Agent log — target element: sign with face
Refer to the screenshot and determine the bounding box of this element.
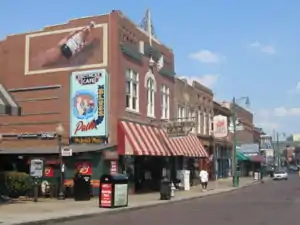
[70,69,108,140]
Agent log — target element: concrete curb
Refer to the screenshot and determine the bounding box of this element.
[13,181,264,225]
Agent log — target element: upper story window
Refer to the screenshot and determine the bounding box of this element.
[126,69,139,112]
[177,105,185,121]
[161,85,170,119]
[145,71,157,118]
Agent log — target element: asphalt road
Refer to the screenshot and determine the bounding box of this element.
[59,175,300,225]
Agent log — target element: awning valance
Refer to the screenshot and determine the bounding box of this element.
[117,121,208,157]
[236,151,250,161]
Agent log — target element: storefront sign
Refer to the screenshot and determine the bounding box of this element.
[1,132,56,140]
[70,69,108,139]
[44,166,54,177]
[76,162,92,175]
[100,184,112,207]
[61,147,72,157]
[70,136,107,144]
[110,161,118,174]
[163,120,196,137]
[213,115,228,138]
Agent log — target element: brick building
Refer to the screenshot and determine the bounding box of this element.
[0,10,208,192]
[174,78,212,177]
[213,101,232,178]
[221,101,254,145]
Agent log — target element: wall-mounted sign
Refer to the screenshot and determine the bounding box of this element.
[44,166,54,177]
[163,120,196,137]
[61,147,72,157]
[70,69,108,141]
[2,132,56,140]
[76,162,92,175]
[70,136,107,144]
[110,161,118,174]
[213,115,228,138]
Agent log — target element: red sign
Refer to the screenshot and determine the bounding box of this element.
[44,166,54,177]
[76,162,92,175]
[110,161,118,174]
[100,184,112,207]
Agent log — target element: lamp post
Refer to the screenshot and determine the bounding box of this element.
[232,96,250,187]
[275,132,285,168]
[56,123,65,200]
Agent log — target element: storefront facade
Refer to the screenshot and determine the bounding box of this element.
[117,120,208,193]
[212,101,232,179]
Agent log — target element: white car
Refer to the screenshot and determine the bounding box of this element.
[273,170,288,180]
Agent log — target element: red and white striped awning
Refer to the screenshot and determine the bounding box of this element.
[168,134,209,157]
[118,121,172,156]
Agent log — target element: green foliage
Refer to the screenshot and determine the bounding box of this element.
[0,171,33,198]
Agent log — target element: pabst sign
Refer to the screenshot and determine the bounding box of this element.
[70,69,108,138]
[213,115,228,138]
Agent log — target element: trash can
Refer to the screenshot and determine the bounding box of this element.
[73,174,91,201]
[160,178,171,200]
[99,174,128,208]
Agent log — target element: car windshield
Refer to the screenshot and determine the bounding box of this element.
[274,170,286,174]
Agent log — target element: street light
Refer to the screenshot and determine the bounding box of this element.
[56,123,65,200]
[275,132,286,168]
[232,96,250,188]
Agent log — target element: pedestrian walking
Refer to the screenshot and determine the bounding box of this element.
[199,169,209,191]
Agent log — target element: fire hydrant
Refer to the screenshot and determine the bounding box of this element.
[171,182,176,197]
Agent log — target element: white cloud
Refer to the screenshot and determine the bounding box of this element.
[188,50,224,64]
[249,41,276,54]
[180,74,219,88]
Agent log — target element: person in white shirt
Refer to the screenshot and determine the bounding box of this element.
[199,169,209,190]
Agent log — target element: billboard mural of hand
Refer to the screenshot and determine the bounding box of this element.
[31,21,96,68]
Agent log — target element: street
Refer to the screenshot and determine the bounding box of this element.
[58,175,300,225]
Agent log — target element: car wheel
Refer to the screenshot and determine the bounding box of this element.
[285,178,288,180]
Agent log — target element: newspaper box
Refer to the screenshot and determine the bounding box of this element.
[99,174,128,208]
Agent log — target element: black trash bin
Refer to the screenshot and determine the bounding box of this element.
[73,174,91,201]
[99,174,128,208]
[160,178,171,200]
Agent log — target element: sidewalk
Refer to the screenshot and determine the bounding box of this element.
[0,177,262,225]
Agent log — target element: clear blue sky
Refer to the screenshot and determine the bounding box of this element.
[1,0,300,135]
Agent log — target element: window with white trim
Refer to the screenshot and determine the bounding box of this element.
[161,85,170,119]
[197,111,202,134]
[203,111,207,135]
[178,105,185,121]
[126,69,139,112]
[147,78,155,117]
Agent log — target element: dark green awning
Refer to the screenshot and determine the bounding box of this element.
[236,152,250,161]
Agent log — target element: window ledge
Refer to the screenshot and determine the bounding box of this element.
[126,108,140,115]
[147,115,156,119]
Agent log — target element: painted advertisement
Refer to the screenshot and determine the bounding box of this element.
[70,69,108,139]
[213,115,228,138]
[25,23,108,75]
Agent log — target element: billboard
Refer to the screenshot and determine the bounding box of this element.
[25,23,108,75]
[70,69,108,142]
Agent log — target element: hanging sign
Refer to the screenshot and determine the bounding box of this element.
[213,115,228,138]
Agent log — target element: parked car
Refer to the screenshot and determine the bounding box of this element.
[273,170,288,180]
